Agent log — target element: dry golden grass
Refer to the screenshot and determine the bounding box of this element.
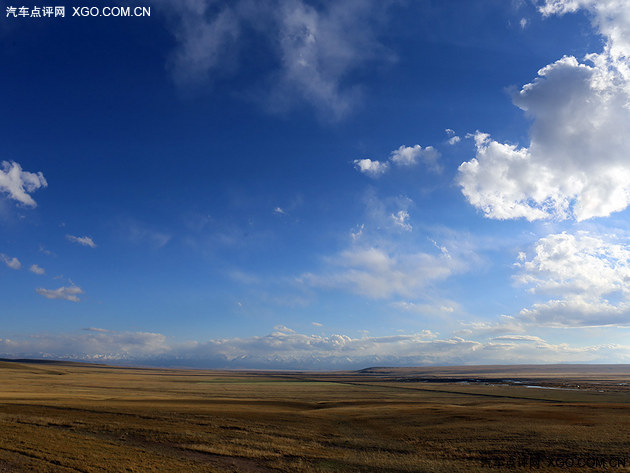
[1,361,630,472]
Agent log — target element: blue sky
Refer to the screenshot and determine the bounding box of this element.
[2,0,630,368]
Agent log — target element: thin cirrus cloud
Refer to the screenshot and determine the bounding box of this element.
[66,234,97,248]
[0,160,47,207]
[458,0,630,222]
[156,0,392,119]
[354,144,442,178]
[36,285,83,302]
[514,231,630,327]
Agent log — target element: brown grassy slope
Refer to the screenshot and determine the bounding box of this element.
[1,362,630,472]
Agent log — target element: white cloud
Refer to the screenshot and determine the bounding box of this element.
[1,328,628,368]
[391,210,412,231]
[274,207,286,215]
[389,145,420,166]
[539,1,630,77]
[353,158,389,177]
[29,264,45,275]
[458,3,630,221]
[354,144,442,177]
[515,231,630,327]
[390,145,442,173]
[445,129,462,145]
[0,161,47,207]
[447,136,460,145]
[520,17,528,29]
[36,285,83,302]
[519,299,630,328]
[358,142,443,177]
[301,245,466,299]
[0,254,21,270]
[66,234,97,248]
[458,132,551,221]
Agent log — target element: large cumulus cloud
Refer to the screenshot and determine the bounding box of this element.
[458,1,630,222]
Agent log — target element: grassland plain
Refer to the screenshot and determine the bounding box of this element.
[1,361,630,472]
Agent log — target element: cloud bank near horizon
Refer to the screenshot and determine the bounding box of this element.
[2,327,629,369]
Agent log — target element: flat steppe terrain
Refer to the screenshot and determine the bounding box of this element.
[1,361,630,472]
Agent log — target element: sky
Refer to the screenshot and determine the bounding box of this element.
[2,0,630,369]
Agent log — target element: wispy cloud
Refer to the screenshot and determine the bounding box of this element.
[29,264,45,275]
[165,2,240,86]
[157,0,393,119]
[0,161,47,207]
[36,285,83,302]
[361,191,415,233]
[39,245,54,257]
[391,210,412,231]
[0,253,21,270]
[123,220,171,249]
[301,245,466,299]
[66,234,97,248]
[350,223,364,241]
